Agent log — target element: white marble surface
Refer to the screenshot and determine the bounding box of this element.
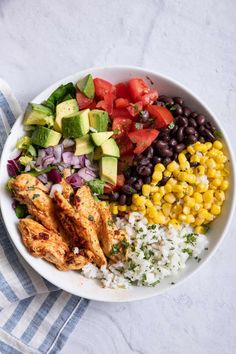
[1,0,236,353]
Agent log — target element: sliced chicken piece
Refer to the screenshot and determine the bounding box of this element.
[54,191,106,267]
[73,185,101,234]
[97,204,128,261]
[60,178,74,201]
[19,218,93,271]
[11,174,65,236]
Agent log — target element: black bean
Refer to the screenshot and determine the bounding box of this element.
[98,194,110,201]
[198,125,206,135]
[185,134,198,144]
[173,104,183,116]
[190,112,198,118]
[190,162,199,167]
[169,138,178,147]
[199,136,205,143]
[188,118,197,128]
[204,129,216,142]
[162,157,172,166]
[134,179,143,191]
[183,107,191,117]
[152,156,162,164]
[124,168,132,178]
[170,125,178,136]
[139,158,150,166]
[173,153,178,161]
[158,176,170,186]
[155,101,165,107]
[118,194,127,205]
[196,114,206,126]
[137,166,152,176]
[159,95,174,105]
[145,146,154,158]
[144,176,152,184]
[177,127,185,142]
[126,176,137,185]
[122,185,137,195]
[138,110,150,122]
[185,126,196,135]
[173,97,184,106]
[126,195,132,206]
[205,122,216,132]
[177,116,188,127]
[175,143,185,153]
[110,192,120,201]
[161,127,171,134]
[154,140,168,150]
[159,148,173,157]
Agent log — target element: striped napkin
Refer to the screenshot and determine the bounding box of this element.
[0,79,88,354]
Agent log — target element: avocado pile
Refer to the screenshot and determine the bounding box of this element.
[23,75,120,185]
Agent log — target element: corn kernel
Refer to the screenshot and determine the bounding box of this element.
[211,178,222,187]
[184,196,195,208]
[178,214,187,222]
[215,163,224,170]
[194,203,201,212]
[167,178,177,186]
[159,186,165,197]
[173,185,183,194]
[206,158,217,169]
[211,204,221,215]
[200,156,208,165]
[153,212,166,224]
[145,199,153,208]
[205,142,212,150]
[135,196,146,207]
[164,170,172,177]
[150,186,159,193]
[130,204,138,211]
[180,161,190,171]
[207,168,217,178]
[152,171,163,183]
[186,174,196,184]
[215,190,225,202]
[178,153,187,164]
[164,193,176,204]
[222,168,230,177]
[215,155,227,163]
[168,219,180,228]
[152,192,161,205]
[204,203,212,210]
[221,180,229,191]
[187,145,195,155]
[176,192,185,199]
[142,184,151,196]
[194,226,205,234]
[118,205,127,212]
[162,203,172,217]
[196,166,205,175]
[112,205,118,215]
[167,160,179,172]
[203,190,214,203]
[100,201,107,207]
[190,154,201,163]
[164,184,172,193]
[148,206,158,218]
[186,186,194,196]
[132,194,139,202]
[199,208,209,219]
[183,206,190,215]
[186,215,195,223]
[196,183,208,193]
[194,216,204,226]
[213,140,223,150]
[172,204,182,215]
[155,163,165,172]
[178,172,187,181]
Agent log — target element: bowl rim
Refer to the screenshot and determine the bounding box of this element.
[0,65,235,302]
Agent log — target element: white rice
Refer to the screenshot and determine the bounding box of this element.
[81,212,208,289]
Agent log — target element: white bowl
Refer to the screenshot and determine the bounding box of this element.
[0,66,235,302]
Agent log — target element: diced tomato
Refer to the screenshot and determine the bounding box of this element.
[104,174,125,193]
[76,91,93,109]
[141,89,158,106]
[96,100,106,110]
[128,129,159,154]
[128,78,150,102]
[104,93,115,115]
[87,100,97,110]
[147,105,174,129]
[115,82,130,99]
[126,101,143,117]
[94,78,116,99]
[118,154,134,173]
[115,98,130,108]
[111,108,133,120]
[116,135,134,156]
[112,118,132,138]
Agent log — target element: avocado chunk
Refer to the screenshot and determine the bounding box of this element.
[100,138,120,158]
[54,99,79,132]
[77,74,95,99]
[99,157,117,185]
[31,126,62,148]
[75,134,94,156]
[24,103,54,127]
[91,131,113,146]
[62,109,90,138]
[89,110,109,132]
[93,147,103,160]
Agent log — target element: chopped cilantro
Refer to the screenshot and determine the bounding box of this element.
[113,128,120,135]
[28,186,35,191]
[109,244,119,256]
[128,260,137,271]
[28,166,54,177]
[107,219,113,227]
[150,280,160,287]
[134,122,143,130]
[214,130,223,139]
[15,204,27,218]
[169,105,176,111]
[203,224,210,234]
[116,267,125,274]
[32,193,40,200]
[183,248,193,256]
[121,239,129,249]
[184,233,196,245]
[142,273,147,283]
[168,121,176,129]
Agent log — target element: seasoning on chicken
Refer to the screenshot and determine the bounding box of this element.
[60,178,74,201]
[54,191,106,267]
[19,218,93,271]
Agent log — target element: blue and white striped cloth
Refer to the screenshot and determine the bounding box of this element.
[0,79,89,354]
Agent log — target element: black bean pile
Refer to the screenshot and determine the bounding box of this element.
[99,95,218,205]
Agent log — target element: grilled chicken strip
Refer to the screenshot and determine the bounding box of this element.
[19,218,93,271]
[97,204,128,261]
[73,185,101,233]
[10,174,64,235]
[54,191,106,267]
[60,178,74,201]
